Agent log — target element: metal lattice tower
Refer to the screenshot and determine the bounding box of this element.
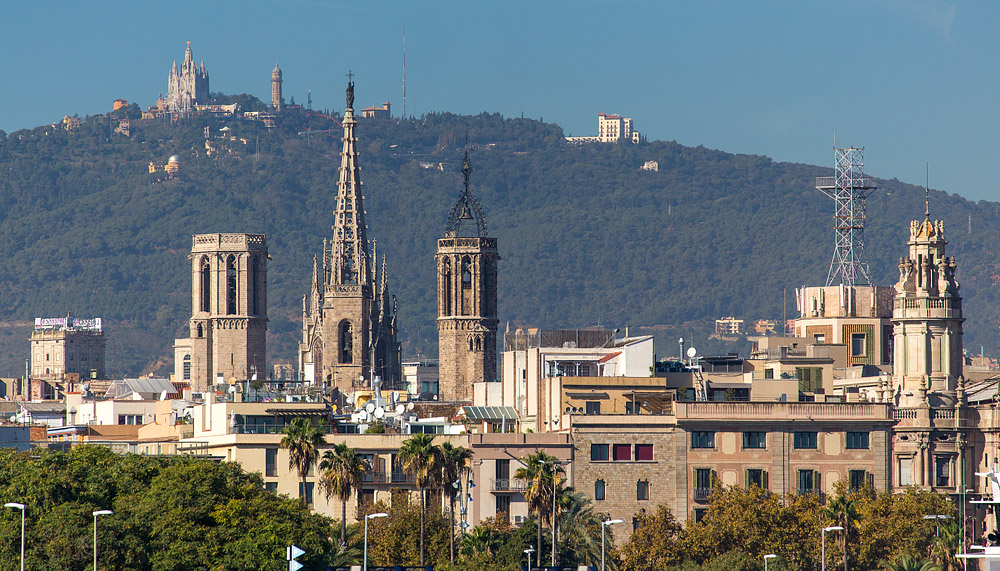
[815,147,877,286]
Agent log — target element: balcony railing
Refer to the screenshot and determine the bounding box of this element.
[491,478,530,492]
[230,425,338,435]
[797,488,825,501]
[693,487,713,501]
[361,471,414,484]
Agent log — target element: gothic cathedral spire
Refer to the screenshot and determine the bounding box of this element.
[299,77,400,394]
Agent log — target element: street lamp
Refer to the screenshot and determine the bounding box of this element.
[923,514,954,537]
[4,503,25,571]
[764,553,777,571]
[92,509,113,571]
[524,547,535,570]
[822,526,843,571]
[601,519,623,571]
[364,512,388,571]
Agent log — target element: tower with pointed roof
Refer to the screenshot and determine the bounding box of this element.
[166,41,210,113]
[435,151,499,401]
[271,63,283,112]
[892,189,964,407]
[299,78,400,393]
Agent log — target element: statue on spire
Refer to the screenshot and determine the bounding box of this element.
[346,71,355,109]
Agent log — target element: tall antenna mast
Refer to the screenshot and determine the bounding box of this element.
[402,22,407,120]
[815,144,877,286]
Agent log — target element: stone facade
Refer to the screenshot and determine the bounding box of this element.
[30,316,105,397]
[166,42,210,113]
[436,152,498,402]
[173,233,268,391]
[299,80,401,393]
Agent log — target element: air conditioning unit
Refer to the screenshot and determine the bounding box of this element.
[513,515,525,525]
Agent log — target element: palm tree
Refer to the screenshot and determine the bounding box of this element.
[398,433,441,566]
[931,520,961,571]
[438,441,473,564]
[280,417,325,507]
[515,451,564,562]
[880,553,943,571]
[319,441,369,547]
[824,493,859,571]
[557,488,608,569]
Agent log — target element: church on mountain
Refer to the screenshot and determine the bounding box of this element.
[298,79,401,393]
[166,41,210,113]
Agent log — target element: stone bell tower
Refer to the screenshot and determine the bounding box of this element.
[174,233,268,391]
[436,151,499,401]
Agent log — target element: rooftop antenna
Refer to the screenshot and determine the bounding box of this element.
[815,136,877,286]
[307,90,312,111]
[402,22,407,120]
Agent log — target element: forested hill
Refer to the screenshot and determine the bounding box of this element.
[1,99,999,377]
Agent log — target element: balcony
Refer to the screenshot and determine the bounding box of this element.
[693,487,713,501]
[361,471,414,485]
[893,297,962,319]
[676,401,891,421]
[491,478,530,492]
[797,488,825,501]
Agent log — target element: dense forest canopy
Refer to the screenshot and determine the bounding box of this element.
[0,96,998,377]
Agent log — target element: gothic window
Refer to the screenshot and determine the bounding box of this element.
[197,323,204,338]
[461,256,472,288]
[200,257,211,312]
[250,256,259,315]
[443,259,452,316]
[226,255,237,315]
[183,355,191,381]
[340,321,353,364]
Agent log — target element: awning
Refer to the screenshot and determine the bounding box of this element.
[460,406,519,421]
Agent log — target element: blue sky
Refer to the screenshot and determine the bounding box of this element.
[2,0,997,201]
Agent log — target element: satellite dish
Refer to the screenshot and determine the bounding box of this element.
[345,394,354,405]
[359,410,370,422]
[374,406,385,419]
[687,347,697,358]
[395,404,405,414]
[160,389,169,401]
[365,402,376,413]
[406,402,415,411]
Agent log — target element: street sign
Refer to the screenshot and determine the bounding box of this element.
[287,545,304,571]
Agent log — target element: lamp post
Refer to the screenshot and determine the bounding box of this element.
[364,512,388,571]
[92,509,113,571]
[524,547,535,570]
[822,526,843,571]
[538,459,566,568]
[960,488,973,571]
[4,503,25,571]
[923,514,954,537]
[601,518,623,571]
[764,554,777,571]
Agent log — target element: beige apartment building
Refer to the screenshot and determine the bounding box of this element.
[569,401,893,541]
[30,315,105,399]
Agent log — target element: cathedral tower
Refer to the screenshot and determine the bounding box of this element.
[436,152,499,401]
[299,78,401,393]
[271,63,283,112]
[892,193,963,407]
[174,233,268,391]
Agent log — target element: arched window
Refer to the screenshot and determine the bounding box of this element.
[461,256,472,288]
[250,256,259,315]
[200,257,211,312]
[340,321,353,364]
[183,355,191,381]
[226,255,237,315]
[442,258,452,316]
[197,323,204,338]
[595,479,606,501]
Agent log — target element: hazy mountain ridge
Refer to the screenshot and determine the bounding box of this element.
[0,102,997,377]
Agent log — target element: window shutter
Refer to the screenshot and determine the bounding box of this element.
[815,470,821,492]
[763,470,769,489]
[866,471,874,488]
[711,470,718,487]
